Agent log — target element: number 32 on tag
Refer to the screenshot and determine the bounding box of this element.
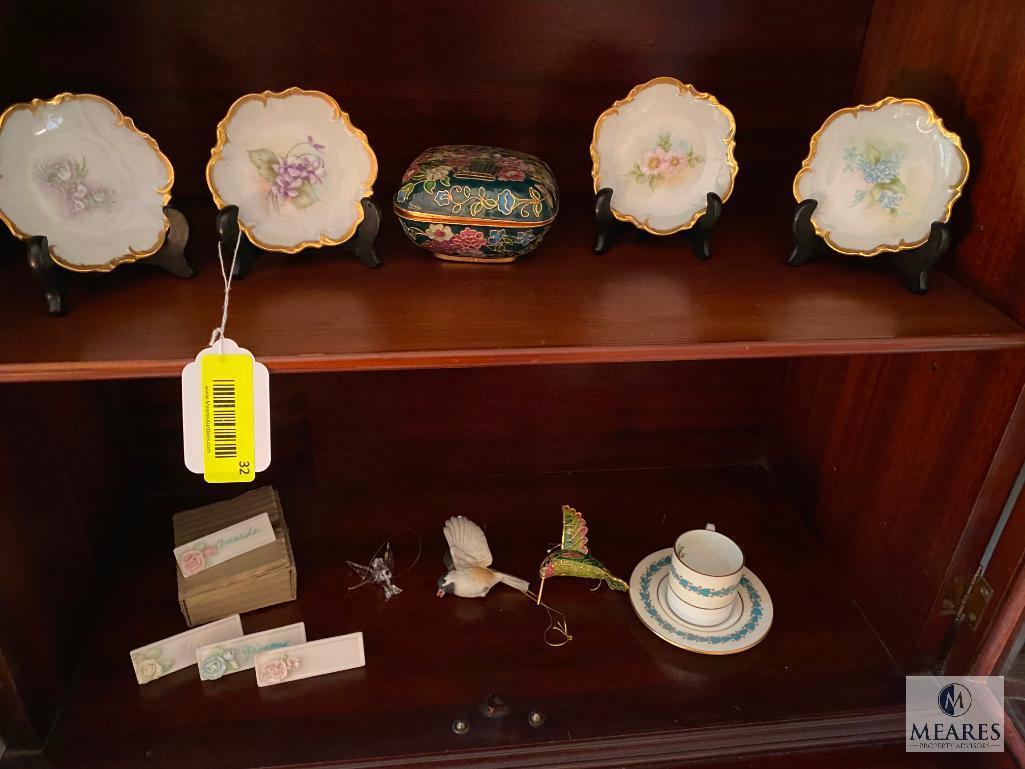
[182,339,271,483]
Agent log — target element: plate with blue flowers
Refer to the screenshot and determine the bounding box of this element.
[629,548,772,654]
[793,97,968,256]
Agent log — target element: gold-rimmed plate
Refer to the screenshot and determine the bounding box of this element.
[207,88,377,254]
[793,97,969,256]
[590,77,738,235]
[0,93,173,272]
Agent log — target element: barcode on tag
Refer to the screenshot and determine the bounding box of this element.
[201,354,255,483]
[211,379,237,458]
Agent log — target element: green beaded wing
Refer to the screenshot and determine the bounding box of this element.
[560,505,589,554]
[537,505,628,592]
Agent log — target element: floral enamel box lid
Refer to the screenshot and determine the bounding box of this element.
[394,145,558,263]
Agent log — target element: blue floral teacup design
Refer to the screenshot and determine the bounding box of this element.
[668,524,744,623]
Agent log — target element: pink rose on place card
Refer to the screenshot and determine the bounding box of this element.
[180,550,206,576]
[202,544,218,557]
[261,658,290,684]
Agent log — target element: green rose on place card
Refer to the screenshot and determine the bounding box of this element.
[129,615,243,685]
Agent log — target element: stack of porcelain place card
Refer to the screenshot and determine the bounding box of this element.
[173,486,297,626]
[131,617,365,686]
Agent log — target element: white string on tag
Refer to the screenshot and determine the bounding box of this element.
[209,228,243,353]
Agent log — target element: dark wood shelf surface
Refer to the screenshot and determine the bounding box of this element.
[0,199,1021,383]
[46,466,904,768]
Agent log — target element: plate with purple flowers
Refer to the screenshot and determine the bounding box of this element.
[207,88,377,254]
[591,77,738,235]
[793,98,969,256]
[0,93,174,272]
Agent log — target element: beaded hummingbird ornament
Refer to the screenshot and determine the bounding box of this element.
[536,505,628,604]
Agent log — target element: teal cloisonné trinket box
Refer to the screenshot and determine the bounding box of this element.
[394,145,558,263]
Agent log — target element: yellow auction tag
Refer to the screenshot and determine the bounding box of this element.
[200,353,255,483]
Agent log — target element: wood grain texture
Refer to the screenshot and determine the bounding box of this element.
[853,0,1025,692]
[1,0,1016,380]
[945,377,1025,675]
[7,736,1015,769]
[0,0,870,208]
[0,646,36,750]
[0,1,1023,766]
[783,0,1025,672]
[0,205,1020,382]
[855,0,1025,325]
[46,467,903,768]
[0,383,131,746]
[117,360,786,495]
[931,376,1025,676]
[775,349,1025,671]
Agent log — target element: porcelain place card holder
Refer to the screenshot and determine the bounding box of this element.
[255,631,365,687]
[668,524,744,626]
[130,615,243,684]
[174,512,276,578]
[195,621,307,681]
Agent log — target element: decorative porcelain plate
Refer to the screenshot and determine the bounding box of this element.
[629,548,772,654]
[591,77,737,235]
[207,88,377,253]
[0,93,173,272]
[793,97,969,256]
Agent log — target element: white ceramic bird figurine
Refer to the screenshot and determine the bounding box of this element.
[436,516,530,598]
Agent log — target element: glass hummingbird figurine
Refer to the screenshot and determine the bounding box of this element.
[347,542,403,600]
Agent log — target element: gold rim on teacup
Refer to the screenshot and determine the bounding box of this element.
[670,524,744,610]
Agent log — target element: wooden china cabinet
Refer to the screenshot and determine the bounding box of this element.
[2,1,1025,767]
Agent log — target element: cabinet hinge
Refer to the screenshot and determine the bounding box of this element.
[941,568,993,630]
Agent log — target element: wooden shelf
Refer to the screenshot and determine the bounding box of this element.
[0,198,1021,383]
[45,466,904,768]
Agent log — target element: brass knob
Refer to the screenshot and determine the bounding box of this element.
[528,710,546,728]
[452,718,470,735]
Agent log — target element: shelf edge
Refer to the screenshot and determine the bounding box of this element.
[0,333,1023,383]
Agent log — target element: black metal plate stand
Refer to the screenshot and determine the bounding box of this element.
[788,199,950,295]
[216,198,382,279]
[26,205,192,316]
[593,188,722,260]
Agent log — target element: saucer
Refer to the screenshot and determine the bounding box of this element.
[793,97,968,256]
[629,548,772,654]
[207,87,377,254]
[0,93,173,272]
[590,77,738,235]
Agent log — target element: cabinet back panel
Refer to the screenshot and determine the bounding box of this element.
[116,360,786,495]
[777,349,1025,670]
[0,0,871,223]
[0,383,128,746]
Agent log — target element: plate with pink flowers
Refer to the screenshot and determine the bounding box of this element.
[207,87,377,254]
[591,77,738,235]
[0,93,174,272]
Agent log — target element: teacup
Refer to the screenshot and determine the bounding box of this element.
[666,587,737,626]
[669,524,744,619]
